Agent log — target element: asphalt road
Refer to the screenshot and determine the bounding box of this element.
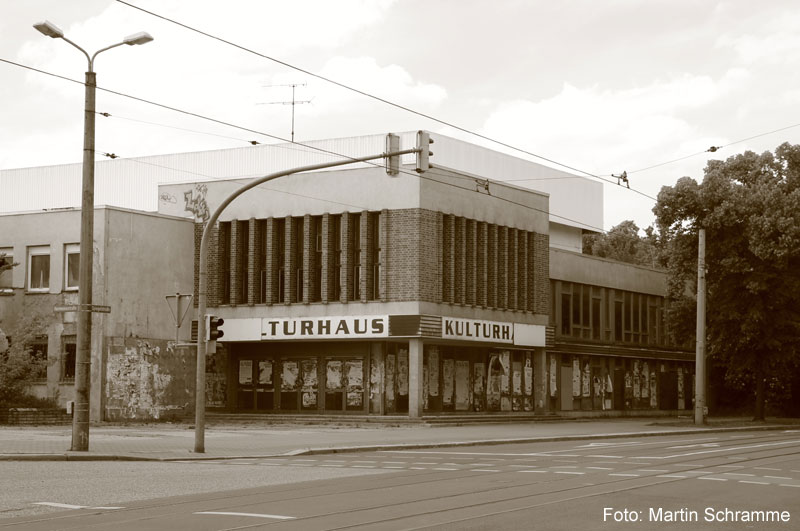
[3,429,799,530]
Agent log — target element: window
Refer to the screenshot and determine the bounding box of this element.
[62,339,76,380]
[0,247,13,291]
[275,218,286,303]
[27,246,50,291]
[371,212,381,300]
[27,337,48,379]
[64,243,80,291]
[332,215,342,300]
[352,215,361,301]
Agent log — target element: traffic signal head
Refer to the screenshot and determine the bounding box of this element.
[209,316,224,341]
[416,130,434,173]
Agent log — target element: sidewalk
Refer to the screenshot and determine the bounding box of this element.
[1,417,796,462]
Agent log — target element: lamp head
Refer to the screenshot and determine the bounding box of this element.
[123,32,154,46]
[33,20,64,39]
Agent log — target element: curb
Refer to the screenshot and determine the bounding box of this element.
[0,424,791,462]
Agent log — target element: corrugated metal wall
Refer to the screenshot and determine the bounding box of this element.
[0,131,601,231]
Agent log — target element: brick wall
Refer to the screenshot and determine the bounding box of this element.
[0,408,71,425]
[196,208,550,315]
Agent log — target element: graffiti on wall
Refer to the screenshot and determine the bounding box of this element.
[184,184,210,223]
[105,339,192,420]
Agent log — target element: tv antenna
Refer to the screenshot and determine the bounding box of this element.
[258,83,312,142]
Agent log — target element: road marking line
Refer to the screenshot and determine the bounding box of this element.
[555,471,585,475]
[663,439,800,459]
[553,459,578,463]
[382,461,406,464]
[320,464,344,468]
[586,467,614,470]
[739,481,769,485]
[382,466,405,469]
[291,459,317,462]
[698,477,727,481]
[587,455,623,459]
[551,466,578,469]
[718,465,745,468]
[638,469,669,473]
[196,511,294,520]
[34,503,123,510]
[472,469,501,472]
[433,468,458,471]
[471,464,495,467]
[412,462,437,465]
[724,473,755,477]
[754,467,780,471]
[517,470,547,473]
[352,460,377,463]
[609,473,639,477]
[658,475,687,478]
[409,467,427,470]
[779,484,800,488]
[510,465,539,468]
[764,476,792,480]
[351,465,375,468]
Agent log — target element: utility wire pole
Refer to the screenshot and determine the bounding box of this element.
[258,83,312,142]
[695,228,707,426]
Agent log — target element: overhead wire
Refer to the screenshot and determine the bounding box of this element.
[1,56,605,232]
[114,0,655,201]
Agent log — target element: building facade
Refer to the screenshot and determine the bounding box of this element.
[0,207,196,420]
[156,132,693,417]
[2,132,693,421]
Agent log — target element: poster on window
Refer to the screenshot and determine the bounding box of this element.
[301,359,318,391]
[442,358,455,406]
[677,367,685,409]
[633,360,641,398]
[473,362,485,412]
[281,360,298,391]
[423,364,429,409]
[642,362,650,398]
[326,360,343,391]
[524,354,533,396]
[258,360,272,386]
[650,374,658,407]
[582,362,590,397]
[346,359,363,408]
[572,358,581,397]
[385,354,395,406]
[397,349,409,396]
[550,356,557,397]
[512,360,522,395]
[455,360,470,410]
[499,351,510,394]
[239,360,253,385]
[428,347,439,397]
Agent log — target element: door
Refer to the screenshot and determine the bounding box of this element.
[559,368,573,410]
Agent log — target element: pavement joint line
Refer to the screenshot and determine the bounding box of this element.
[0,425,792,462]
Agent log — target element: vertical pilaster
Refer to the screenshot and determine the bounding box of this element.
[445,214,456,303]
[247,218,259,305]
[284,215,294,304]
[408,338,424,418]
[361,211,370,302]
[321,214,331,303]
[380,209,388,301]
[508,228,518,310]
[488,223,498,308]
[229,220,241,305]
[455,216,466,304]
[519,230,528,312]
[466,219,477,305]
[498,226,508,309]
[340,212,352,303]
[477,221,488,307]
[264,218,277,304]
[303,214,312,304]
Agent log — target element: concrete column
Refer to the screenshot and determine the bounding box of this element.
[408,338,424,418]
[534,348,548,415]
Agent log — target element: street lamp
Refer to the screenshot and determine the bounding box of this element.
[33,20,153,451]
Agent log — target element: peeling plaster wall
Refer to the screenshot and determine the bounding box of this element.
[105,338,195,420]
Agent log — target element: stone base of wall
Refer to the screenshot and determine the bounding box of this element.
[0,408,72,425]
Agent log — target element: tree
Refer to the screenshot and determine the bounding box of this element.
[583,220,661,268]
[653,143,800,419]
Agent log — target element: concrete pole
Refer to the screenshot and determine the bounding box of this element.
[72,70,96,452]
[695,228,706,426]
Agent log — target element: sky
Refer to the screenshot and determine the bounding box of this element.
[2,0,800,232]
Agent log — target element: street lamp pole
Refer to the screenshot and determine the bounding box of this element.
[33,21,153,451]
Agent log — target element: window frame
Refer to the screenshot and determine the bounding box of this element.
[64,243,80,291]
[0,247,13,291]
[27,245,51,292]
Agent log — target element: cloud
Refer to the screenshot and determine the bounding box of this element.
[479,71,748,174]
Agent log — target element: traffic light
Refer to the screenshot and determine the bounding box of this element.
[208,315,224,341]
[416,130,434,173]
[385,132,400,176]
